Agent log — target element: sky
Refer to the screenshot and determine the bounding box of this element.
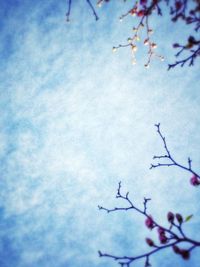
[0,1,200,267]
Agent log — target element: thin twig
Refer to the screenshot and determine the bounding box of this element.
[150,123,200,181]
[86,0,99,20]
[66,0,72,22]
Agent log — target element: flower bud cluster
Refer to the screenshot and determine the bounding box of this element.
[167,211,183,224]
[157,227,168,244]
[110,0,165,68]
[145,211,187,250]
[145,216,154,230]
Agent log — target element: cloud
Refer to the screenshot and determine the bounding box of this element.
[0,1,200,266]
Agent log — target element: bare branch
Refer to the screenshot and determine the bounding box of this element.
[66,0,99,22]
[66,0,72,22]
[86,0,99,21]
[150,123,200,185]
[168,44,200,69]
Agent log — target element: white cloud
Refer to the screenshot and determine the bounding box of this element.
[0,1,200,266]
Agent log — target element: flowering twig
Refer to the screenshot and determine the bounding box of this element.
[150,123,200,186]
[98,182,200,267]
[66,0,200,68]
[98,0,200,68]
[111,0,164,67]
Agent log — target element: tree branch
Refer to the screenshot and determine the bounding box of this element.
[66,0,99,22]
[150,123,200,186]
[98,183,200,267]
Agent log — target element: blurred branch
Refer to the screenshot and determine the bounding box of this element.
[86,0,99,20]
[168,42,200,69]
[66,0,99,22]
[66,0,72,22]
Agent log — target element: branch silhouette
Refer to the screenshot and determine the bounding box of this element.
[66,0,200,68]
[66,0,98,22]
[98,124,200,266]
[98,182,200,267]
[150,123,200,186]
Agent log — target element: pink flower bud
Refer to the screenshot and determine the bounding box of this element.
[173,245,180,254]
[145,216,154,230]
[190,175,200,186]
[180,249,190,260]
[167,212,174,223]
[157,227,165,235]
[159,234,168,244]
[173,43,180,48]
[175,1,182,10]
[137,10,145,17]
[145,238,154,247]
[140,0,147,5]
[176,213,183,224]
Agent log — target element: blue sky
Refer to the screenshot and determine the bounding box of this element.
[0,1,200,267]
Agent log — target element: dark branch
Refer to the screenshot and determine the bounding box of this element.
[168,44,200,69]
[66,0,99,22]
[86,0,99,21]
[66,0,72,22]
[150,123,200,184]
[98,183,200,266]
